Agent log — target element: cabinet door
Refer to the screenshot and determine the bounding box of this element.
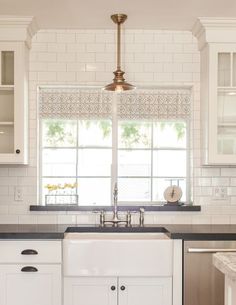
[0,264,61,305]
[118,277,172,305]
[0,42,28,164]
[64,277,117,305]
[207,44,236,164]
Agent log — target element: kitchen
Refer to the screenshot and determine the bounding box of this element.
[0,0,236,304]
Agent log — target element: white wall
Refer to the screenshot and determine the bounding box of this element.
[0,29,236,225]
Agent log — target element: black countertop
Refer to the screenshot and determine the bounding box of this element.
[1,224,236,240]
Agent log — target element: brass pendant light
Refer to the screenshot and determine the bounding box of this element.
[104,14,135,91]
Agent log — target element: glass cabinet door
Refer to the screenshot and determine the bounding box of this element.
[217,52,236,156]
[0,50,15,154]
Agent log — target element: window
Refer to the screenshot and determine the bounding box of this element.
[39,87,191,206]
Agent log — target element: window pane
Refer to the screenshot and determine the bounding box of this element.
[78,120,112,147]
[118,178,151,201]
[118,121,151,149]
[153,122,186,148]
[42,119,77,147]
[42,149,76,177]
[218,53,231,87]
[42,178,77,205]
[78,178,111,205]
[153,150,186,177]
[152,178,186,202]
[118,150,151,176]
[78,149,111,176]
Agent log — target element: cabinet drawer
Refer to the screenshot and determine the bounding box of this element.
[0,264,61,305]
[0,240,61,263]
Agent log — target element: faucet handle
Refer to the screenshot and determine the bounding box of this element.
[139,208,145,226]
[126,210,132,226]
[92,209,106,226]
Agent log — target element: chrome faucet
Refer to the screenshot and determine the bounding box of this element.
[103,182,128,225]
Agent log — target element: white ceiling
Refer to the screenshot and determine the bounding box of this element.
[0,0,236,30]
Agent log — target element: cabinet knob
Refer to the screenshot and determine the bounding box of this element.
[111,286,116,291]
[21,249,38,255]
[120,286,126,291]
[21,266,38,272]
[16,149,20,154]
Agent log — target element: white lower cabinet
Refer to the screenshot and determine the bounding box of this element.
[0,240,62,305]
[118,277,172,305]
[64,276,172,305]
[64,277,117,305]
[0,264,61,305]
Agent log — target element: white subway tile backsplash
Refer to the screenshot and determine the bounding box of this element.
[36,32,57,43]
[57,215,76,224]
[154,33,173,43]
[37,71,57,81]
[164,44,183,53]
[47,62,67,71]
[96,53,115,63]
[57,33,76,43]
[173,34,193,43]
[77,53,96,62]
[0,29,235,224]
[76,33,95,43]
[212,177,230,186]
[8,168,28,177]
[58,53,76,62]
[134,33,154,43]
[154,53,173,63]
[212,215,231,224]
[57,71,76,82]
[222,168,236,177]
[66,43,86,52]
[163,63,182,73]
[67,62,86,72]
[201,168,221,177]
[48,43,66,53]
[173,53,192,63]
[86,43,105,53]
[0,168,8,176]
[36,215,58,224]
[37,52,57,62]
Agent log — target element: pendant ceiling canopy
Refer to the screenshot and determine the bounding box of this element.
[103,14,136,92]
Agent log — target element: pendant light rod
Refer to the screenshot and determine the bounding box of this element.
[117,20,121,70]
[111,14,127,70]
[103,14,135,91]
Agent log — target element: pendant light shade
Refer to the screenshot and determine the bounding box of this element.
[104,14,135,92]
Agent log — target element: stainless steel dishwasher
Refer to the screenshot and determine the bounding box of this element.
[184,240,236,305]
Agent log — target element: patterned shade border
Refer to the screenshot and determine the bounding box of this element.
[117,89,191,120]
[39,87,191,120]
[39,88,113,119]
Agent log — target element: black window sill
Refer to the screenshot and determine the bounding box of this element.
[30,204,201,212]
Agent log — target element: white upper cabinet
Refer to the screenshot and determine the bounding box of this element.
[193,18,236,165]
[0,16,37,164]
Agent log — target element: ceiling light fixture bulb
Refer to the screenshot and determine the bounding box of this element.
[103,14,135,92]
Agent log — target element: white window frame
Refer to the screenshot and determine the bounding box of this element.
[39,116,190,206]
[38,86,192,207]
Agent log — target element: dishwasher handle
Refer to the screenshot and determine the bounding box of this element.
[187,248,236,253]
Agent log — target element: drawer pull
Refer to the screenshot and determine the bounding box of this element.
[21,266,38,272]
[21,249,38,255]
[120,286,126,291]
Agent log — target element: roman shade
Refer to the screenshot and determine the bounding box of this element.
[39,87,191,120]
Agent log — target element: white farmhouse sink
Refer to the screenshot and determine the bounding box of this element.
[63,232,173,277]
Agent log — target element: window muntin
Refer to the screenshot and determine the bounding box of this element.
[40,119,188,205]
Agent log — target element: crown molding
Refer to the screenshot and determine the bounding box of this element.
[0,16,38,48]
[192,17,236,50]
